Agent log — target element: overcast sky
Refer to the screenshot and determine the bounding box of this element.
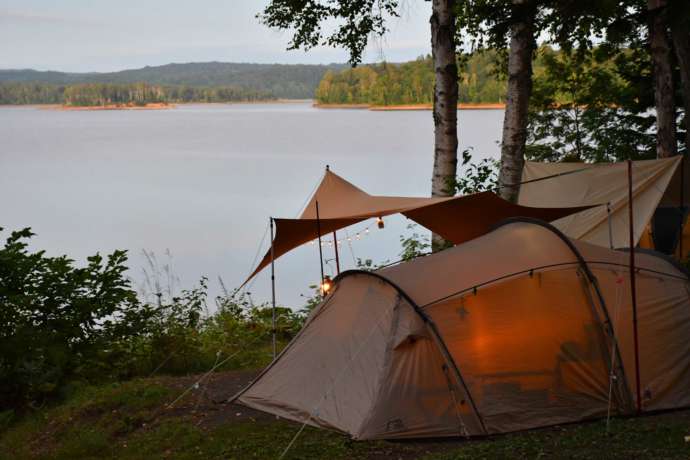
[0,0,432,72]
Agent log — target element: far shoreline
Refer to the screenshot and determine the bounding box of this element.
[2,99,506,111]
[313,102,506,111]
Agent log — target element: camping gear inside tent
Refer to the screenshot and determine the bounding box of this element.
[232,219,690,439]
[518,157,687,256]
[244,169,595,283]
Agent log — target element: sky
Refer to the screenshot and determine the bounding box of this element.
[0,0,432,72]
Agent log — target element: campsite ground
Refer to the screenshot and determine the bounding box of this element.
[2,370,690,460]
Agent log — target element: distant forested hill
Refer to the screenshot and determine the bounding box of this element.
[0,62,346,103]
[315,53,506,106]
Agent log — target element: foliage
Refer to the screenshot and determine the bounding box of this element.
[315,53,506,105]
[453,149,499,195]
[0,82,275,106]
[260,0,399,65]
[355,257,389,271]
[399,224,430,262]
[0,227,143,409]
[0,228,307,412]
[526,45,660,162]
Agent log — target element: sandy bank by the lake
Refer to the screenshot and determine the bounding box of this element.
[42,103,175,111]
[314,102,506,111]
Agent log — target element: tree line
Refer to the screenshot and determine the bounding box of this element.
[0,82,275,106]
[315,52,505,105]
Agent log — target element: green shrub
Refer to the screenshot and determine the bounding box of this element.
[0,227,308,413]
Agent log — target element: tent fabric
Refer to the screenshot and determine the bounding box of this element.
[298,170,450,220]
[518,157,682,249]
[245,171,595,282]
[234,220,690,439]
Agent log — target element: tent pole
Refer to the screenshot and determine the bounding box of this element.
[680,155,685,259]
[607,202,614,249]
[270,217,277,359]
[316,201,325,291]
[628,159,642,413]
[333,231,340,275]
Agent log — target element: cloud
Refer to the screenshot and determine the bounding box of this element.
[0,8,100,26]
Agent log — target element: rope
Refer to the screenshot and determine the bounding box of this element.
[278,307,387,459]
[343,228,357,266]
[294,171,326,218]
[166,332,268,410]
[242,222,270,294]
[606,263,624,432]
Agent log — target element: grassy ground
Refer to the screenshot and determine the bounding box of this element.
[1,371,689,460]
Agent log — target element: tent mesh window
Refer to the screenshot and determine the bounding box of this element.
[651,206,688,255]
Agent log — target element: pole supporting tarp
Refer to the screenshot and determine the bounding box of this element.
[316,200,325,289]
[628,160,642,413]
[270,217,277,359]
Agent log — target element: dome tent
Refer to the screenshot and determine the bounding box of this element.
[232,218,690,439]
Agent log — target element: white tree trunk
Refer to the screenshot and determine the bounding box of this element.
[497,0,536,203]
[430,0,459,251]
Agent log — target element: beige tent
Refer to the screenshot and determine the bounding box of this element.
[245,169,593,282]
[518,157,685,254]
[233,219,690,438]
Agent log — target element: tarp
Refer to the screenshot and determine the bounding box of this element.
[234,220,690,438]
[245,170,595,282]
[518,157,682,249]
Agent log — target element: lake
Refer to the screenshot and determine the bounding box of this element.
[0,102,503,308]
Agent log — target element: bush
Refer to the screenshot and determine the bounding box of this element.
[0,228,308,412]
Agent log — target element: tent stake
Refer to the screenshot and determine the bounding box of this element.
[333,231,340,275]
[628,159,642,413]
[316,201,325,293]
[270,217,277,359]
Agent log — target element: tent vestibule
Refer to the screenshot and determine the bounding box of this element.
[518,156,686,256]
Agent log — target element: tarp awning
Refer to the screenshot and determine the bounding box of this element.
[518,157,683,249]
[245,170,595,283]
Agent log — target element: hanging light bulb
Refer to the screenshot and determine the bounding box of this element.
[376,217,384,229]
[356,233,361,240]
[365,227,370,235]
[347,236,352,242]
[321,275,333,295]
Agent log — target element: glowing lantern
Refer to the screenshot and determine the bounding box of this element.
[321,276,333,295]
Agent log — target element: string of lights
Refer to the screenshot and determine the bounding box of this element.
[309,217,384,247]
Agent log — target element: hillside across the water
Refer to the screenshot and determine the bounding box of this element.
[0,62,346,104]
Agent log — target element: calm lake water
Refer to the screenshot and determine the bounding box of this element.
[0,102,503,307]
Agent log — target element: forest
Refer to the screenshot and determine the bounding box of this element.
[315,52,506,105]
[0,82,275,106]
